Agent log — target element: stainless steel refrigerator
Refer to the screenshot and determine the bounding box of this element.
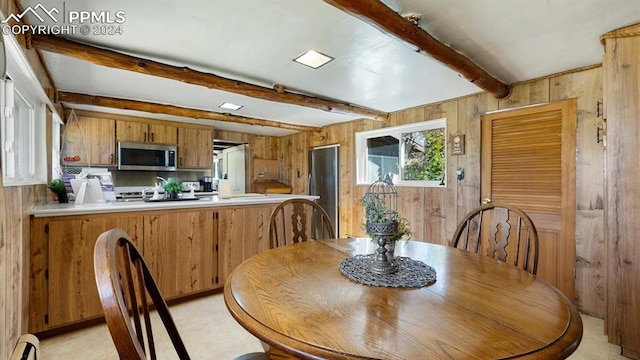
[308,145,339,236]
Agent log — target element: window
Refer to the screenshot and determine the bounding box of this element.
[355,118,446,187]
[51,112,62,179]
[1,32,53,186]
[2,80,33,178]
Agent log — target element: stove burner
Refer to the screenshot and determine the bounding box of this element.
[117,191,143,199]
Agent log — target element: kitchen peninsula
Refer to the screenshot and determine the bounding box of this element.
[28,194,317,334]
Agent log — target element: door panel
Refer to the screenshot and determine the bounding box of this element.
[309,145,339,235]
[143,210,216,299]
[222,144,247,194]
[47,215,143,328]
[481,99,576,300]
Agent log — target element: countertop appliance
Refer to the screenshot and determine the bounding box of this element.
[201,176,214,192]
[117,141,177,171]
[309,145,339,235]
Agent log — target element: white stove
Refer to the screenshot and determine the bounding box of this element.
[114,186,217,199]
[114,186,148,199]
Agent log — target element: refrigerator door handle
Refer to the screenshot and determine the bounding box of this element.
[308,173,313,195]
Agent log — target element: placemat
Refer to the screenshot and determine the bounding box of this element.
[339,254,437,288]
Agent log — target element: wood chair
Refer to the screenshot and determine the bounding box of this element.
[94,228,267,360]
[450,203,540,274]
[9,334,39,360]
[269,198,336,248]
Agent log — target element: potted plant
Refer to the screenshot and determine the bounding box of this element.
[163,178,183,199]
[361,193,412,245]
[361,179,412,275]
[47,179,69,203]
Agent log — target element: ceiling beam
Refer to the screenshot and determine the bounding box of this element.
[57,92,322,133]
[30,35,389,121]
[323,0,511,99]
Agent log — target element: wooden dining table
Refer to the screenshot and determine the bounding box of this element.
[223,238,583,360]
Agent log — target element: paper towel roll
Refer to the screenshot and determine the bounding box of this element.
[218,179,232,199]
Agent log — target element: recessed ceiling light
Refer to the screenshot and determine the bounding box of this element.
[293,50,334,69]
[218,102,243,111]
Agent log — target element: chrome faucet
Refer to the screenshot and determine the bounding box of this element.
[142,176,168,201]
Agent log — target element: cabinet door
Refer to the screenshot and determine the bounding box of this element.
[217,205,275,283]
[64,116,115,166]
[117,120,178,145]
[177,127,213,169]
[116,120,147,142]
[143,209,218,299]
[46,215,143,328]
[148,123,177,145]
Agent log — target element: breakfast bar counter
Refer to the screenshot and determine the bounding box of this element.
[28,193,317,334]
[30,194,318,217]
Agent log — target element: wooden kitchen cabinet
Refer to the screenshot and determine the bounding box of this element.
[29,209,217,333]
[116,119,177,145]
[29,214,143,332]
[63,115,116,166]
[28,202,283,333]
[143,209,218,299]
[217,204,275,283]
[177,126,213,169]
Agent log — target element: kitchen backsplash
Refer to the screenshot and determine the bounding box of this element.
[111,169,213,187]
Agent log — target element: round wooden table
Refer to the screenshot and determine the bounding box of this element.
[224,239,583,360]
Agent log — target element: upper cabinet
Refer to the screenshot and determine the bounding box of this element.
[116,120,177,145]
[178,126,213,169]
[63,115,116,167]
[63,110,213,170]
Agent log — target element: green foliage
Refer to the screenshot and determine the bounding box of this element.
[395,216,412,240]
[47,179,66,194]
[163,178,183,194]
[361,193,411,242]
[402,128,445,181]
[361,193,397,223]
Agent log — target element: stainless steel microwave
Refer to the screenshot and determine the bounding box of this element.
[117,141,177,171]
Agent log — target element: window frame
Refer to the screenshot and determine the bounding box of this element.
[355,118,447,187]
[51,112,63,179]
[1,31,56,186]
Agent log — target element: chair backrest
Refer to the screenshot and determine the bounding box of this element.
[94,228,190,360]
[269,198,336,248]
[10,334,39,360]
[450,203,539,274]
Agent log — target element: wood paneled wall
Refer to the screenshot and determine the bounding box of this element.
[215,130,279,191]
[603,24,640,358]
[0,0,57,356]
[214,130,279,160]
[277,66,605,316]
[0,184,49,358]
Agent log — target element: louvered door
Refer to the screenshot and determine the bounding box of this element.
[481,99,576,300]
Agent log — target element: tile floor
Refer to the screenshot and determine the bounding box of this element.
[40,293,628,359]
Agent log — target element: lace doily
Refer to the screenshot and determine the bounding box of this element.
[339,255,437,288]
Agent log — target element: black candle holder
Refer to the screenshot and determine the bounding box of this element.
[366,219,398,275]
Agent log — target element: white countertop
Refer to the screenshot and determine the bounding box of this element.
[31,194,319,217]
